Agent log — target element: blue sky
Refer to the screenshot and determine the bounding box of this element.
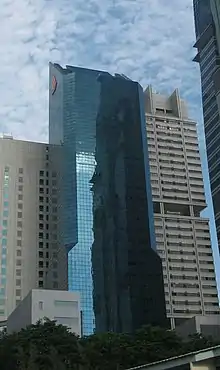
[1,0,220,287]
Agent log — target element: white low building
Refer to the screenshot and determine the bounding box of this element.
[7,289,81,336]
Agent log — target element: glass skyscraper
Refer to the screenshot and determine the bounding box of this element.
[49,64,166,334]
[91,73,167,333]
[49,63,102,335]
[193,0,220,250]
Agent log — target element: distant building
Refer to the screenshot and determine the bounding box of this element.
[0,137,67,322]
[7,289,81,336]
[145,86,219,329]
[91,73,167,333]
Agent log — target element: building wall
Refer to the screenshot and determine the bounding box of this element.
[7,289,81,336]
[193,0,220,252]
[0,137,64,321]
[145,87,219,329]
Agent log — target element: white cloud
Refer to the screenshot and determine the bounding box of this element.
[0,0,200,142]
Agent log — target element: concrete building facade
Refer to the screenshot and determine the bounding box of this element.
[0,136,66,322]
[145,87,219,329]
[193,0,220,250]
[7,289,81,336]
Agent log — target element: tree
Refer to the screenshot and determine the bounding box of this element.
[0,318,83,370]
[0,320,218,369]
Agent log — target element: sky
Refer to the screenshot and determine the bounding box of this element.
[1,0,220,286]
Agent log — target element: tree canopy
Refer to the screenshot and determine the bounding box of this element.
[0,319,217,370]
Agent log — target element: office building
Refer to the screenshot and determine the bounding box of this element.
[193,0,220,249]
[49,64,167,334]
[91,74,167,333]
[145,86,219,329]
[0,135,66,322]
[7,289,81,335]
[49,63,102,335]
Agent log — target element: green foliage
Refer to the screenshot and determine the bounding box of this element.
[0,319,217,370]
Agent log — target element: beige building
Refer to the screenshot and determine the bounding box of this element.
[7,289,81,336]
[145,87,219,329]
[0,136,66,322]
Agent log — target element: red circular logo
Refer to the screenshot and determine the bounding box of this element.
[51,76,57,95]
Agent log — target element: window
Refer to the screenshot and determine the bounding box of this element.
[39,261,43,268]
[38,271,43,278]
[3,210,8,217]
[16,289,21,296]
[2,220,7,227]
[19,168,23,174]
[39,232,43,239]
[16,269,21,276]
[17,212,22,218]
[39,301,43,310]
[54,300,78,308]
[39,251,43,258]
[3,201,9,208]
[16,250,22,257]
[39,214,43,221]
[39,188,44,194]
[16,279,21,286]
[16,260,22,266]
[39,205,44,212]
[38,281,43,288]
[39,223,44,230]
[17,221,22,228]
[18,194,23,201]
[53,271,58,278]
[17,230,22,237]
[17,240,22,247]
[39,241,43,248]
[39,179,44,185]
[18,185,23,192]
[2,239,7,246]
[2,230,7,237]
[18,203,23,210]
[40,171,44,177]
[39,196,44,203]
[53,281,58,289]
[18,177,23,183]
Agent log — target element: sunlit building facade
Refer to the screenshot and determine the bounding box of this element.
[193,0,220,250]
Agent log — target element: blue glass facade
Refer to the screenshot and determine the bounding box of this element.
[193,0,220,249]
[91,74,167,333]
[49,64,103,335]
[49,64,165,334]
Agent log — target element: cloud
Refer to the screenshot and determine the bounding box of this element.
[0,0,199,142]
[0,0,219,281]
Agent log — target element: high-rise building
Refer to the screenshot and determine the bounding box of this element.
[193,0,220,249]
[49,64,167,334]
[49,63,102,335]
[0,136,66,322]
[91,74,167,333]
[145,86,219,329]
